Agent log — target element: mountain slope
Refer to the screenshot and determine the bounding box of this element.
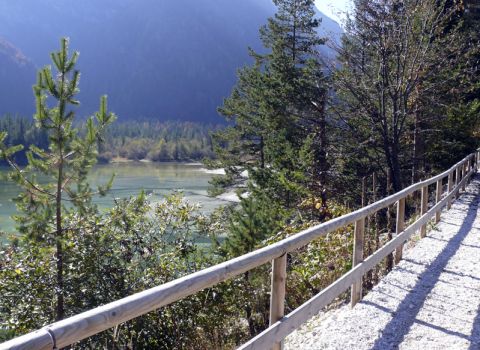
[0,38,36,117]
[0,0,342,122]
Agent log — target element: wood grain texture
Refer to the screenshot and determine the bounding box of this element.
[456,166,461,199]
[420,186,428,238]
[0,329,52,350]
[447,172,453,210]
[394,198,406,264]
[351,218,365,307]
[435,179,443,223]
[269,254,287,350]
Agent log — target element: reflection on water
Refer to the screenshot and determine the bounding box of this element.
[0,162,226,233]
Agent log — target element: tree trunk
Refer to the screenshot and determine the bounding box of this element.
[243,271,256,337]
[56,159,64,321]
[373,172,379,284]
[260,135,265,169]
[386,168,394,272]
[318,98,327,187]
[388,126,403,193]
[411,108,425,183]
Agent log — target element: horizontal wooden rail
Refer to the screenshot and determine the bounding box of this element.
[239,167,475,349]
[1,152,477,350]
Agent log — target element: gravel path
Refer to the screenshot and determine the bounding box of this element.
[284,175,480,350]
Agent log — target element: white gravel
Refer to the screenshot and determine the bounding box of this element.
[284,175,480,350]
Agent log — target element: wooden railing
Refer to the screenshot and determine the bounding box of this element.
[1,151,479,350]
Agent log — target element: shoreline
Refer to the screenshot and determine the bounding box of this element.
[107,157,209,167]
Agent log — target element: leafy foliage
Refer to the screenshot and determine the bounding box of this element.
[0,193,238,348]
[331,0,480,195]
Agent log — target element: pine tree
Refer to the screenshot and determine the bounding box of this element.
[221,194,284,336]
[212,0,329,214]
[224,195,284,257]
[0,38,115,320]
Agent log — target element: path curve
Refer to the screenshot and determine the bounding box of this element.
[285,175,480,350]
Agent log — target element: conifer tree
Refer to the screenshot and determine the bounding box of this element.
[221,194,284,336]
[224,195,284,257]
[0,38,115,320]
[212,0,329,215]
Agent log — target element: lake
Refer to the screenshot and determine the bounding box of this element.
[0,162,228,233]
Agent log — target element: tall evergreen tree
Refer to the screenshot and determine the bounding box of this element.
[220,194,284,337]
[224,195,284,257]
[212,0,329,216]
[0,38,115,320]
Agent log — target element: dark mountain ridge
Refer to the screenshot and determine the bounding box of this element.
[0,0,342,122]
[0,38,36,117]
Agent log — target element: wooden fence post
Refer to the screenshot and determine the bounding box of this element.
[420,186,428,238]
[435,179,442,223]
[394,198,405,264]
[462,161,467,191]
[447,172,453,210]
[351,217,365,307]
[455,166,460,199]
[269,254,287,350]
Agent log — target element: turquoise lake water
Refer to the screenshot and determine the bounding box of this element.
[0,162,226,233]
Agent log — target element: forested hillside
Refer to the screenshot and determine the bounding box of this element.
[0,0,341,122]
[0,39,36,117]
[0,117,218,164]
[101,121,220,162]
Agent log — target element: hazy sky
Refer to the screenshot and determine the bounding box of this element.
[315,0,352,25]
